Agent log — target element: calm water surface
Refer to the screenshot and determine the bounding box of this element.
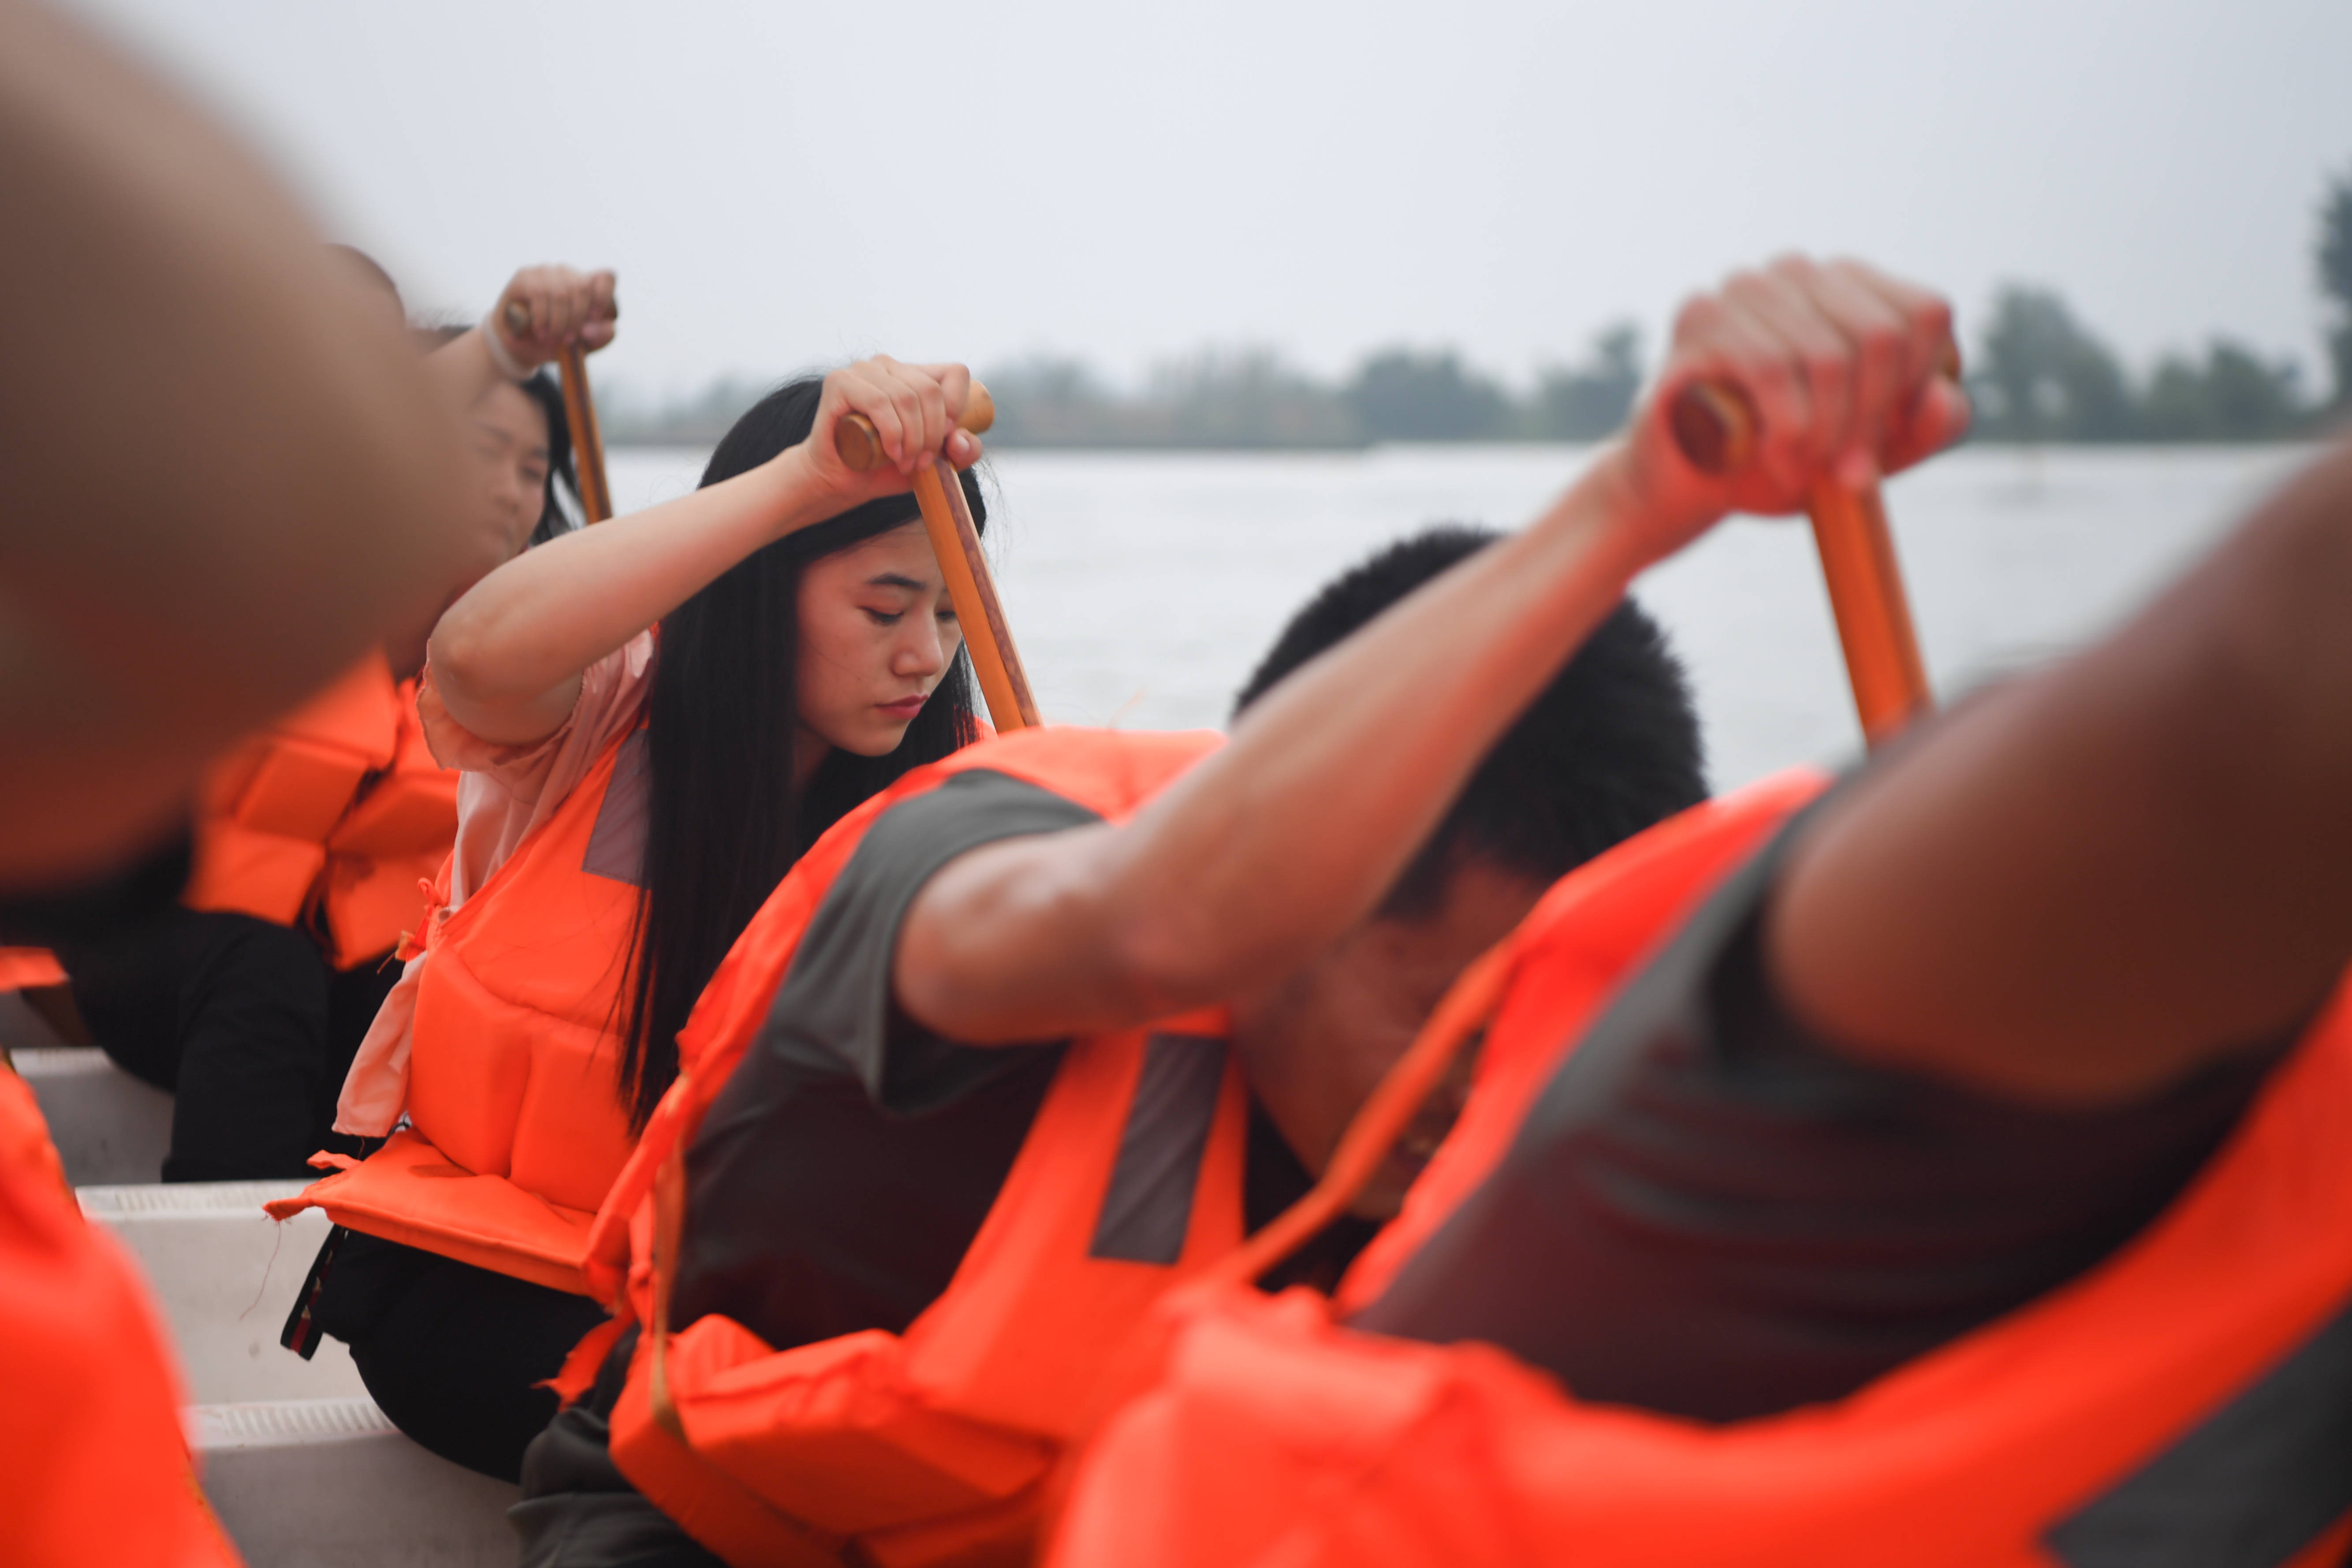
[607,444,2314,792]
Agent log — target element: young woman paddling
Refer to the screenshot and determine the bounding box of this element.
[280,357,990,1482]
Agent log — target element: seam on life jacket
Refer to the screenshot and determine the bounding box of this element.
[2043,1295,2352,1568]
[581,728,652,887]
[1088,1032,1227,1265]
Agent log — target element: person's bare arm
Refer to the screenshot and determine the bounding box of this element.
[424,265,617,413]
[0,0,469,891]
[896,257,1969,1045]
[428,358,980,745]
[1771,436,2352,1105]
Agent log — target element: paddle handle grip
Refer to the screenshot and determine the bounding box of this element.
[1667,376,1936,745]
[500,301,613,522]
[834,384,997,473]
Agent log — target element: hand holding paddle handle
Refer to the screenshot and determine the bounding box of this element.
[834,384,1038,733]
[833,384,997,476]
[1669,375,1939,746]
[503,301,613,523]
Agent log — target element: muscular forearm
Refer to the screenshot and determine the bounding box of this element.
[1771,437,2352,1102]
[898,452,1657,1042]
[427,447,838,743]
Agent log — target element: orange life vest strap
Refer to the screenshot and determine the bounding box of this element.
[1212,768,1829,1304]
[1338,766,1830,1310]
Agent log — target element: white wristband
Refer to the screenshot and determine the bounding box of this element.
[481,312,532,381]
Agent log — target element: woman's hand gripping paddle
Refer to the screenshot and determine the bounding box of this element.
[1669,363,1950,746]
[835,384,1040,733]
[504,301,615,523]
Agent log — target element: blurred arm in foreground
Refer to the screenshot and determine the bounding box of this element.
[1773,436,2352,1103]
[0,0,467,897]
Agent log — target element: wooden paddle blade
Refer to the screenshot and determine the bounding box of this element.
[835,382,996,473]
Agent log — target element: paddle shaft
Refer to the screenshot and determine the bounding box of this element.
[830,382,1035,732]
[503,302,613,523]
[912,457,1038,731]
[1670,381,1934,745]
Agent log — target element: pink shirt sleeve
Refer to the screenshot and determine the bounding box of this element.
[333,631,656,1137]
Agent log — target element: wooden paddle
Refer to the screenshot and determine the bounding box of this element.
[834,385,1040,733]
[1670,365,1949,746]
[503,302,614,523]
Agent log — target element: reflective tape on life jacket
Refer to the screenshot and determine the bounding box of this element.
[1045,771,2352,1568]
[0,947,65,992]
[0,1066,242,1568]
[586,726,1245,1568]
[184,652,455,970]
[268,727,646,1294]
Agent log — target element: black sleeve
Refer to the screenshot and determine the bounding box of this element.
[749,767,1103,1114]
[1352,802,2295,1424]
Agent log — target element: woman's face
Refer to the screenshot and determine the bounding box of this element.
[795,521,966,760]
[465,381,550,562]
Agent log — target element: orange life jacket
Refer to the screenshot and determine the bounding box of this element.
[0,947,65,991]
[1045,771,2352,1568]
[583,726,1245,1568]
[184,652,455,970]
[266,728,646,1294]
[0,1065,242,1568]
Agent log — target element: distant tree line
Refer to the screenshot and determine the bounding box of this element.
[1969,287,2315,443]
[603,326,1648,450]
[608,167,2352,448]
[979,325,1644,451]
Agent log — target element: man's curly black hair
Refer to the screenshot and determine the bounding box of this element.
[1235,525,1707,917]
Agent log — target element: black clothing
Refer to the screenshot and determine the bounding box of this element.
[1354,807,2293,1423]
[61,907,398,1181]
[512,1328,722,1568]
[0,829,190,948]
[309,1233,607,1483]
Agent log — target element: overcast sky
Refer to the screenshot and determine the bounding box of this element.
[70,0,2352,400]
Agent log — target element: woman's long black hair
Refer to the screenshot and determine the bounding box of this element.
[613,376,987,1128]
[517,369,580,545]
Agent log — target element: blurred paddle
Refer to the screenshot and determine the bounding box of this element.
[504,301,614,524]
[834,384,1040,733]
[1670,353,1958,746]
